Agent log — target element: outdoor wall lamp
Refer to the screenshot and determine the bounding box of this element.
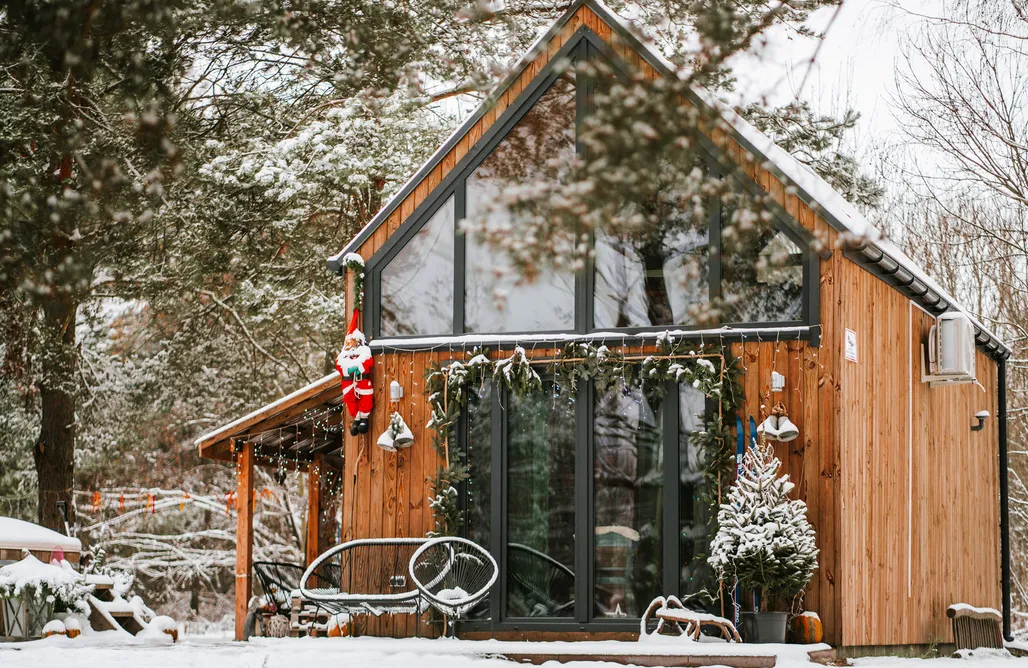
[972,410,990,432]
[389,380,403,402]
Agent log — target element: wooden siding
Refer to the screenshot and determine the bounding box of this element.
[838,264,1001,647]
[325,1,1002,648]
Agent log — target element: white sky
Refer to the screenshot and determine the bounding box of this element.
[728,0,931,155]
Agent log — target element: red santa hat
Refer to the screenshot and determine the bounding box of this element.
[345,309,366,345]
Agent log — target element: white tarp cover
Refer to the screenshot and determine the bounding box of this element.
[0,516,81,553]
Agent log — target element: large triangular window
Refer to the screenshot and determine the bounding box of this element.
[367,29,818,339]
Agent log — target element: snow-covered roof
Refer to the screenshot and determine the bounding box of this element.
[325,0,1008,358]
[194,372,340,450]
[0,516,81,553]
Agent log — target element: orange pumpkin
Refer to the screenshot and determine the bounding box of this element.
[327,614,353,637]
[790,612,823,644]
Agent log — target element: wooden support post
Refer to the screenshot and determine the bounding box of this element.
[307,453,323,567]
[234,439,254,642]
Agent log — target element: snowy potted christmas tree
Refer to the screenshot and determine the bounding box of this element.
[708,440,818,643]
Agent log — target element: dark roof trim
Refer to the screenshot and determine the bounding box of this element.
[327,0,596,272]
[325,0,1010,361]
[846,243,1009,360]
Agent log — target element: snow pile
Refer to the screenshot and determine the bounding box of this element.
[136,615,179,643]
[0,517,81,552]
[342,252,365,268]
[708,441,818,600]
[0,555,92,611]
[41,619,66,637]
[436,587,469,602]
[62,616,81,638]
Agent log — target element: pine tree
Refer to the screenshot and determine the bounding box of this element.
[708,441,818,604]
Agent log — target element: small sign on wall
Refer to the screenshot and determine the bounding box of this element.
[845,329,858,362]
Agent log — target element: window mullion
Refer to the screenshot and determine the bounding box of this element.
[663,380,682,600]
[575,379,592,624]
[455,183,466,335]
[491,381,504,625]
[575,40,591,335]
[709,175,723,306]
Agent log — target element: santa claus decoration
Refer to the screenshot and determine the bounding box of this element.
[336,309,374,436]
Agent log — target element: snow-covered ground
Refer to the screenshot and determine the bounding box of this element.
[2,636,1028,668]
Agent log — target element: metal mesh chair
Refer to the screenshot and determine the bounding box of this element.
[300,538,431,617]
[507,542,575,617]
[254,561,340,615]
[409,537,498,620]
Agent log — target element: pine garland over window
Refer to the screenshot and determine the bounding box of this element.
[342,253,366,311]
[423,336,745,541]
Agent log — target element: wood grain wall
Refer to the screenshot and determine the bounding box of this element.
[328,2,1002,647]
[337,5,849,640]
[837,263,1001,647]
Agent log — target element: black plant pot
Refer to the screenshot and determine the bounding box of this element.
[741,611,788,643]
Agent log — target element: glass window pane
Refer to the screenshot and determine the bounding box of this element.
[679,386,716,602]
[380,196,454,336]
[594,215,709,328]
[721,203,804,323]
[589,58,710,330]
[506,381,576,618]
[465,73,577,333]
[593,376,663,618]
[466,381,493,620]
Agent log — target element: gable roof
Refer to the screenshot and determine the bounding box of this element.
[326,0,1009,359]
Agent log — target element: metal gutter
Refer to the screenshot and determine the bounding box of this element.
[845,241,1010,362]
[1000,357,1012,640]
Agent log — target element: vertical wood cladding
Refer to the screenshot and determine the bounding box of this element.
[838,263,1000,647]
[330,2,1001,646]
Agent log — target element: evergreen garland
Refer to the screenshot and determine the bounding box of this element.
[493,345,542,395]
[421,336,745,550]
[343,253,366,311]
[424,349,491,536]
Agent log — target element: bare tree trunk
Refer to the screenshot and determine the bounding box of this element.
[33,293,77,532]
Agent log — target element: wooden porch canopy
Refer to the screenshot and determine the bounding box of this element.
[195,373,345,641]
[195,372,345,471]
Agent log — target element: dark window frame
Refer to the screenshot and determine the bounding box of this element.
[457,374,708,633]
[365,25,821,344]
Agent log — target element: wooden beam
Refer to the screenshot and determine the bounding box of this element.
[234,439,254,642]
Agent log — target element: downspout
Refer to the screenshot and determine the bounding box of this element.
[1000,357,1012,641]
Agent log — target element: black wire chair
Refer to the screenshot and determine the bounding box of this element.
[409,537,498,619]
[254,561,340,615]
[506,543,575,617]
[300,538,431,617]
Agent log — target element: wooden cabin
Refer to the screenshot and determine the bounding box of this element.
[196,0,1011,652]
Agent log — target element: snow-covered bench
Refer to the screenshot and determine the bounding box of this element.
[947,603,1003,651]
[299,538,432,621]
[640,595,741,642]
[296,537,497,637]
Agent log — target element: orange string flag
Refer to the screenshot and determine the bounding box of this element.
[91,491,101,513]
[119,494,125,512]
